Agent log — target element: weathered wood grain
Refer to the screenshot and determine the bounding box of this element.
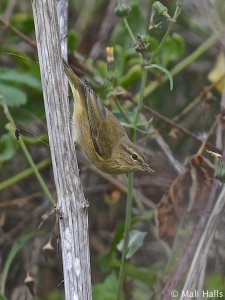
[31,0,92,299]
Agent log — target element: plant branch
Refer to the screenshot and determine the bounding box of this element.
[172,73,225,123]
[0,159,51,191]
[151,2,181,61]
[144,34,218,98]
[31,0,92,298]
[116,16,150,299]
[113,96,131,124]
[123,17,136,44]
[131,65,148,141]
[1,98,54,206]
[0,16,36,49]
[142,103,219,151]
[117,63,148,299]
[116,172,134,300]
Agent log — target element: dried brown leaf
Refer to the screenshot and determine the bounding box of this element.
[156,155,214,244]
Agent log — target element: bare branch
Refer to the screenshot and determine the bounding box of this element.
[31,0,92,299]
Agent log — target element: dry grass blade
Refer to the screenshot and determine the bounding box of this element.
[181,183,225,297]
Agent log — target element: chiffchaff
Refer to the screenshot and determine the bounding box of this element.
[63,59,154,175]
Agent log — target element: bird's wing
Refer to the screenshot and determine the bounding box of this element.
[84,85,126,159]
[63,59,126,159]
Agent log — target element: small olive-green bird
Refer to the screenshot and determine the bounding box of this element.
[63,59,154,174]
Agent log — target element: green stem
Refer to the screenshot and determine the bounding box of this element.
[143,34,218,98]
[116,16,140,300]
[171,34,218,76]
[151,3,181,61]
[1,99,55,206]
[22,134,49,146]
[0,159,51,191]
[116,172,134,300]
[123,17,136,44]
[116,52,148,300]
[114,96,131,124]
[18,138,54,206]
[116,14,150,299]
[131,64,148,141]
[116,4,180,294]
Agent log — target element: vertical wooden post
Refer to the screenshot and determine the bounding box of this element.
[31,0,92,299]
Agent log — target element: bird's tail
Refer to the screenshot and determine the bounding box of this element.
[62,58,84,94]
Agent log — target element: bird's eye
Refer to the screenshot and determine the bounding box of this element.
[131,153,138,160]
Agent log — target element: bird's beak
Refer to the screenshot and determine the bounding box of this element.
[143,163,155,174]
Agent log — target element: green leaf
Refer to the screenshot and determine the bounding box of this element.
[97,224,125,273]
[145,64,173,90]
[119,64,141,88]
[93,274,125,300]
[0,83,27,106]
[125,264,156,284]
[161,33,185,66]
[0,68,41,90]
[2,51,40,75]
[117,230,147,259]
[68,30,78,51]
[110,258,156,284]
[0,133,17,163]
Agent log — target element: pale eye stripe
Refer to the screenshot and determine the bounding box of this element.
[120,144,134,156]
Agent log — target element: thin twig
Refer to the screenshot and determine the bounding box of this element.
[173,73,225,123]
[0,192,42,209]
[0,201,48,244]
[0,16,37,49]
[0,0,18,42]
[197,116,219,156]
[0,159,51,191]
[149,124,184,174]
[142,104,219,151]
